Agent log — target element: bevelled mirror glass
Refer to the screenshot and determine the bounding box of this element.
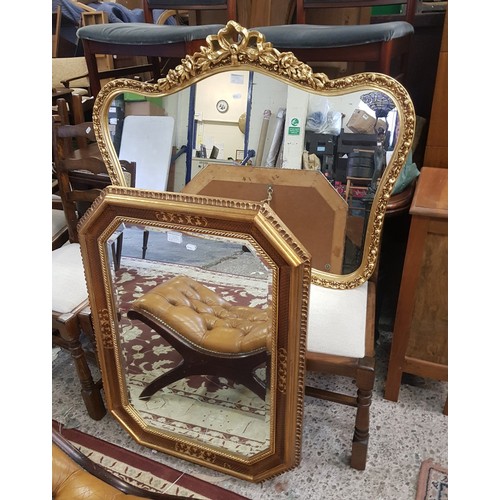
[77,186,311,482]
[92,21,415,290]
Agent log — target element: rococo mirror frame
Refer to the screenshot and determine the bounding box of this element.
[77,186,311,482]
[92,20,416,290]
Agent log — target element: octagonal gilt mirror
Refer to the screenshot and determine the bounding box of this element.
[92,21,415,290]
[77,186,311,482]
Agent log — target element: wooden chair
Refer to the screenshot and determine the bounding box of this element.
[142,0,237,25]
[253,1,415,82]
[306,276,377,470]
[255,20,414,82]
[77,22,225,97]
[296,0,416,24]
[52,94,95,251]
[52,120,136,420]
[52,56,91,96]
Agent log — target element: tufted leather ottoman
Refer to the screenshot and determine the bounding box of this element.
[128,275,271,400]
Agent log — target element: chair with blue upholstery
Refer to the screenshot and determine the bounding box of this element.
[254,1,415,82]
[77,23,225,97]
[255,21,414,82]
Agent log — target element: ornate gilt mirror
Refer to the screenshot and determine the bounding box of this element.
[92,21,415,290]
[78,186,311,481]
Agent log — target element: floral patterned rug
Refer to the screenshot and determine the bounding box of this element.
[415,459,448,500]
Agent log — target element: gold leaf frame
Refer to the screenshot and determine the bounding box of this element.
[77,186,311,482]
[93,20,415,290]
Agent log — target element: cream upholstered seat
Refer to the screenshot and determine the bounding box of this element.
[52,243,88,316]
[307,281,368,359]
[52,242,106,420]
[52,208,69,251]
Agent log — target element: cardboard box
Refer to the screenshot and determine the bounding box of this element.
[346,109,376,134]
[125,101,166,117]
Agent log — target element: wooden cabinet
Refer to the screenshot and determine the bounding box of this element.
[384,166,447,413]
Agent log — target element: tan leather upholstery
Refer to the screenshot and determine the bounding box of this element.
[130,275,272,353]
[52,443,144,500]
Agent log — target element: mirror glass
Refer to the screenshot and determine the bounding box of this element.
[106,223,272,457]
[78,187,311,481]
[93,20,414,288]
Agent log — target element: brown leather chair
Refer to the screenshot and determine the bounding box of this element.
[127,275,271,401]
[52,429,189,499]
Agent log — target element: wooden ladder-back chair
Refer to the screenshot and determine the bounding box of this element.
[52,120,136,420]
[181,164,377,469]
[52,94,94,251]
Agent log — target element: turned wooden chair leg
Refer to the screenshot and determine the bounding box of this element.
[58,316,106,421]
[351,356,375,470]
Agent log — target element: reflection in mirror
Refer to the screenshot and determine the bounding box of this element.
[102,81,401,276]
[106,224,272,457]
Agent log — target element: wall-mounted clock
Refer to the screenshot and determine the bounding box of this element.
[216,99,229,113]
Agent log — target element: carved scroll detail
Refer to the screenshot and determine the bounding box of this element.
[277,348,288,394]
[174,442,217,463]
[98,309,114,349]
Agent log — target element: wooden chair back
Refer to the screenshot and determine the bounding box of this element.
[53,121,135,242]
[296,0,416,24]
[142,0,237,25]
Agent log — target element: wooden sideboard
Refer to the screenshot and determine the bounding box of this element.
[384,166,448,413]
